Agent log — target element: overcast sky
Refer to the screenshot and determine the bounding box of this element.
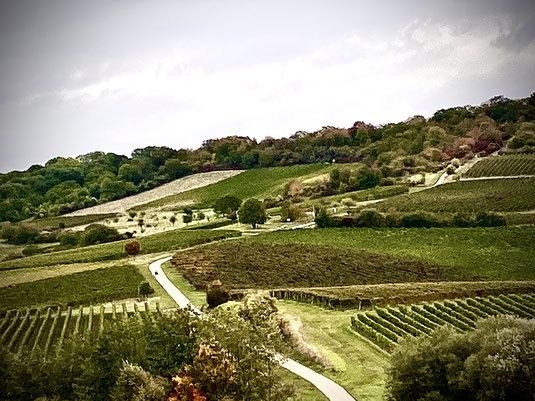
[1,0,534,172]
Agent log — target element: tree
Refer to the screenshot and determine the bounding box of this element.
[124,240,140,256]
[169,215,177,226]
[213,195,242,218]
[386,316,535,401]
[137,218,144,230]
[206,280,230,308]
[238,199,266,228]
[82,224,122,246]
[354,166,381,189]
[182,214,193,225]
[138,281,155,299]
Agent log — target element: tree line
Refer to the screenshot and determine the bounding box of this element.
[1,93,534,222]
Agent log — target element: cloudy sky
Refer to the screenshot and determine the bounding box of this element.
[1,0,534,172]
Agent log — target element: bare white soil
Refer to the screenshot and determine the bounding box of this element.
[66,170,243,216]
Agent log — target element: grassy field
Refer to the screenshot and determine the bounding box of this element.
[375,178,535,213]
[134,164,330,210]
[464,154,535,177]
[172,241,462,290]
[278,301,389,401]
[267,281,535,309]
[0,229,240,270]
[0,265,144,310]
[245,228,535,281]
[26,213,118,230]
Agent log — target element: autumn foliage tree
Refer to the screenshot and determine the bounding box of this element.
[124,240,140,256]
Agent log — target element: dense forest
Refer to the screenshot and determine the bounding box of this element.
[1,94,534,222]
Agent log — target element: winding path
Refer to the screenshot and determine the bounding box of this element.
[149,256,356,401]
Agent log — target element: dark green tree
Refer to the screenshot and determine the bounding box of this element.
[238,198,266,228]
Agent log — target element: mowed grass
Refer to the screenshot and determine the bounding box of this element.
[0,265,144,310]
[0,229,240,270]
[134,164,330,210]
[246,227,535,281]
[172,241,464,290]
[464,154,535,177]
[278,301,389,401]
[375,178,535,213]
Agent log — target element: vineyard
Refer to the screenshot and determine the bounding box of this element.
[375,178,535,213]
[464,155,535,178]
[351,293,535,352]
[0,302,159,358]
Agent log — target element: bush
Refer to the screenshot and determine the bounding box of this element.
[21,244,40,257]
[399,211,444,228]
[182,214,193,225]
[169,215,177,225]
[59,231,83,247]
[355,209,385,227]
[475,211,506,227]
[82,224,122,246]
[0,223,40,245]
[125,240,141,256]
[196,211,206,220]
[452,212,475,227]
[111,362,169,401]
[138,281,155,299]
[387,316,535,401]
[314,208,333,228]
[206,280,230,308]
[280,203,302,222]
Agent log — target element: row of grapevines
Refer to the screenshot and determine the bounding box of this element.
[350,294,535,352]
[0,302,159,359]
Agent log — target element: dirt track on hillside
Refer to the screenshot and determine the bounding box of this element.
[66,170,243,216]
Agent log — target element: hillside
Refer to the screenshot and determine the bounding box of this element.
[65,170,242,215]
[1,94,534,223]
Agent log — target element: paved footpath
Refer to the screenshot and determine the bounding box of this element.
[149,256,357,401]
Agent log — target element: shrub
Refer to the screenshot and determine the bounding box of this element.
[129,211,137,219]
[21,244,40,257]
[399,211,443,228]
[59,231,83,247]
[0,223,40,245]
[314,208,333,228]
[111,361,169,401]
[355,209,385,227]
[386,316,535,401]
[475,211,506,227]
[197,211,206,220]
[280,203,302,222]
[206,280,230,308]
[138,281,155,299]
[125,240,141,256]
[83,224,122,246]
[182,214,193,225]
[169,215,177,226]
[452,212,475,227]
